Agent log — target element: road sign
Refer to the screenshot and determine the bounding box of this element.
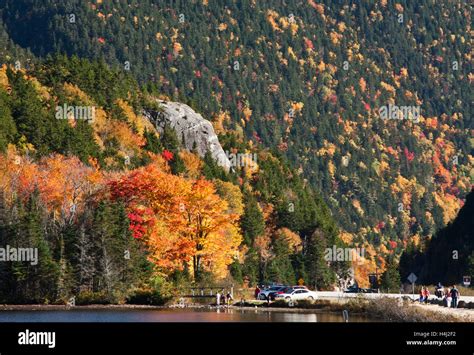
[463,276,471,287]
[407,273,417,284]
[407,273,417,301]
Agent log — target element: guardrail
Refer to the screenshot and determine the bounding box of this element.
[177,286,234,298]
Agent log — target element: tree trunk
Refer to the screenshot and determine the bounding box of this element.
[193,255,201,280]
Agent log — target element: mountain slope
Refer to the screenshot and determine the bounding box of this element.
[1,1,470,252]
[400,188,474,284]
[0,55,350,303]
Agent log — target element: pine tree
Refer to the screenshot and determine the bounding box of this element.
[305,229,334,290]
[240,191,265,245]
[161,124,180,152]
[160,124,185,175]
[202,151,227,180]
[84,200,150,301]
[229,259,243,284]
[143,128,162,154]
[242,247,260,286]
[381,257,401,292]
[8,68,51,155]
[0,88,17,151]
[265,237,295,285]
[11,191,59,303]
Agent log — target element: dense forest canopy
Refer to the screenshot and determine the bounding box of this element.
[0,0,471,303]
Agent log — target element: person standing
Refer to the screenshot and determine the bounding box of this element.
[444,288,451,307]
[226,291,233,306]
[424,287,430,303]
[254,285,261,300]
[450,285,460,308]
[216,291,221,306]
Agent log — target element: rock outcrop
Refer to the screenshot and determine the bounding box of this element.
[143,100,231,171]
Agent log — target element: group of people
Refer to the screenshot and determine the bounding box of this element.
[421,283,461,308]
[436,283,460,308]
[418,286,430,303]
[215,290,233,306]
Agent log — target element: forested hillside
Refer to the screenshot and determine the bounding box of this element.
[1,0,471,250]
[0,56,348,303]
[0,0,472,302]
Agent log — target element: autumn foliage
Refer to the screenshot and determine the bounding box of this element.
[1,144,242,281]
[0,145,103,222]
[107,163,242,279]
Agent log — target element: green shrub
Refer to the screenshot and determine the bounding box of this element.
[76,291,111,305]
[126,288,167,305]
[269,299,289,308]
[295,299,315,308]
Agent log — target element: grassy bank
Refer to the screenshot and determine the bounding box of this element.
[357,298,461,322]
[235,297,464,322]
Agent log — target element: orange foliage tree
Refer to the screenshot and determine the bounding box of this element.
[108,163,242,279]
[0,146,103,225]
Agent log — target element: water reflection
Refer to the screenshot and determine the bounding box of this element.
[0,308,371,323]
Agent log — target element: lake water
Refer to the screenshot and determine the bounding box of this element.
[0,308,371,322]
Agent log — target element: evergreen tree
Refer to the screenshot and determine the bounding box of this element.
[143,128,162,154]
[86,200,150,301]
[202,151,227,180]
[161,124,180,152]
[242,247,259,286]
[265,236,295,285]
[380,257,401,293]
[7,68,51,155]
[8,191,59,303]
[305,229,334,290]
[229,259,243,284]
[0,88,16,151]
[240,190,265,245]
[161,124,185,175]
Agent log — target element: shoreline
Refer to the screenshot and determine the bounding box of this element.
[0,300,472,322]
[411,303,474,322]
[0,303,353,314]
[0,304,168,311]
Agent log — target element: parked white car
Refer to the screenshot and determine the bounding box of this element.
[274,288,318,301]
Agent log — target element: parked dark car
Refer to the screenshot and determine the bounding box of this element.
[258,285,287,300]
[344,285,378,293]
[266,286,290,301]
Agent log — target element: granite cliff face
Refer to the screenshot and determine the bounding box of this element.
[143,100,231,171]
